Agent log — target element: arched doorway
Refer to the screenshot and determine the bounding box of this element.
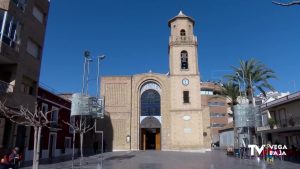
[140,83,161,150]
[140,117,161,150]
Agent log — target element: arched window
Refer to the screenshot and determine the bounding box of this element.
[181,50,188,69]
[180,29,186,36]
[141,89,161,116]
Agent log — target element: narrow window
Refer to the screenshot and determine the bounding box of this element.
[51,107,59,127]
[1,13,21,48]
[180,29,186,36]
[33,6,44,23]
[0,11,4,33]
[183,91,190,103]
[42,103,48,114]
[3,14,12,36]
[69,116,75,133]
[26,39,40,59]
[181,50,188,69]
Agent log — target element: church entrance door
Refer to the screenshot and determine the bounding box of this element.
[141,128,160,150]
[140,84,162,150]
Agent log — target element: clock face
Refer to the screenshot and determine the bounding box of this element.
[182,78,189,86]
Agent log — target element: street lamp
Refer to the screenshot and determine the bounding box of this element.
[75,51,105,168]
[236,69,256,106]
[96,55,106,99]
[235,72,242,97]
[249,74,256,107]
[236,71,246,97]
[246,119,255,159]
[82,50,93,95]
[95,54,105,169]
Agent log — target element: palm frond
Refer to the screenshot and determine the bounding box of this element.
[220,81,240,106]
[224,58,276,104]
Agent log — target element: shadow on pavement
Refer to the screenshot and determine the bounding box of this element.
[106,154,135,161]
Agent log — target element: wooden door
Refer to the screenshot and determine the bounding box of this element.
[140,129,146,150]
[155,129,161,150]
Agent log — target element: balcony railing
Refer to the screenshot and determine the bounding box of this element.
[275,118,300,128]
[257,125,271,131]
[261,91,300,109]
[169,36,197,45]
[257,119,300,132]
[0,80,14,93]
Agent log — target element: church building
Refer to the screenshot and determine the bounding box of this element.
[99,11,211,151]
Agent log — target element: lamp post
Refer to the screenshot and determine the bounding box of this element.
[235,72,242,98]
[246,118,255,158]
[95,54,105,169]
[249,74,256,107]
[237,69,256,106]
[82,51,93,95]
[236,71,247,103]
[237,70,246,95]
[78,51,93,166]
[72,51,105,168]
[96,55,106,99]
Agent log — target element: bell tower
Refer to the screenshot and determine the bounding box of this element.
[168,11,199,76]
[168,11,201,109]
[167,11,205,150]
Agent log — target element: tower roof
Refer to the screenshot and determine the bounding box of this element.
[168,11,195,27]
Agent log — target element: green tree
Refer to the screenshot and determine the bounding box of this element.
[226,58,276,105]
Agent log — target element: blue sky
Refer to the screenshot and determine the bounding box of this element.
[40,0,300,95]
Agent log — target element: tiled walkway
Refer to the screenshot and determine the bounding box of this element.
[21,150,300,169]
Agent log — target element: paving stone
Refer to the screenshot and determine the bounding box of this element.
[21,150,300,169]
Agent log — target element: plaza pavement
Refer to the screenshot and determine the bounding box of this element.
[21,150,300,169]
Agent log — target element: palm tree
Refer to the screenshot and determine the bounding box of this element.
[221,81,239,111]
[221,81,240,149]
[226,58,276,105]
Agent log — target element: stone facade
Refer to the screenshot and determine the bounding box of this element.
[100,11,211,151]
